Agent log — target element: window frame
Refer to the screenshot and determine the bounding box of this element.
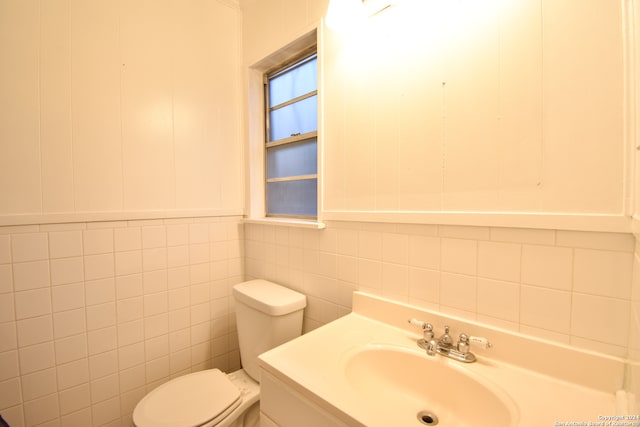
[263,47,319,220]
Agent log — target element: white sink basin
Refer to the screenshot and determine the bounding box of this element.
[343,345,518,427]
[259,293,621,427]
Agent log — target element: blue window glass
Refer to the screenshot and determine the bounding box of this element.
[269,57,317,108]
[265,50,317,218]
[269,95,318,141]
[266,139,317,179]
[267,179,318,217]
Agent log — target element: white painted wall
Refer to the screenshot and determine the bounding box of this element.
[322,0,625,215]
[242,0,629,231]
[0,0,244,224]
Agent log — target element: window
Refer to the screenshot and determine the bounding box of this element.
[264,49,318,219]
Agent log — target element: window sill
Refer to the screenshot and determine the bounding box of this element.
[243,217,326,229]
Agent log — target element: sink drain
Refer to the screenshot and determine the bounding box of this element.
[417,411,439,425]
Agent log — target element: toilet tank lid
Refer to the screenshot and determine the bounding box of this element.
[233,279,306,316]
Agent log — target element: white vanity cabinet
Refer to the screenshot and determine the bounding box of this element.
[259,370,354,427]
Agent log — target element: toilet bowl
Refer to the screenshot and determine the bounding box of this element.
[132,279,306,427]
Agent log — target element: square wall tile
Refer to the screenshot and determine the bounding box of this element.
[408,267,440,303]
[336,229,358,256]
[118,342,144,370]
[86,303,116,331]
[116,273,142,300]
[0,322,17,352]
[87,327,117,356]
[167,246,188,268]
[0,350,19,381]
[0,264,12,293]
[13,260,50,291]
[115,250,142,276]
[573,249,632,299]
[119,365,145,393]
[166,224,188,246]
[17,315,53,347]
[117,297,143,324]
[336,255,358,284]
[521,245,573,291]
[167,267,188,290]
[143,248,166,272]
[90,373,119,403]
[84,253,114,281]
[189,223,209,245]
[477,241,521,282]
[571,293,630,347]
[19,341,55,374]
[440,272,476,312]
[0,235,11,263]
[83,229,113,255]
[144,292,168,317]
[57,358,89,389]
[115,227,141,252]
[477,278,520,322]
[441,238,477,275]
[58,383,91,415]
[408,235,440,270]
[0,293,15,322]
[11,233,49,262]
[520,285,571,334]
[358,231,382,260]
[15,288,51,319]
[145,313,169,338]
[22,368,57,402]
[23,393,59,426]
[190,243,209,264]
[85,278,115,306]
[382,233,408,265]
[145,356,169,383]
[381,263,408,296]
[61,407,92,426]
[50,257,84,286]
[0,377,22,410]
[53,309,86,339]
[117,319,144,347]
[142,226,166,249]
[49,231,83,259]
[144,270,167,294]
[357,259,381,289]
[55,334,88,364]
[52,282,85,312]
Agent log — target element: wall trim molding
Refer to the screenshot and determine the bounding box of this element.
[322,210,632,233]
[0,209,244,227]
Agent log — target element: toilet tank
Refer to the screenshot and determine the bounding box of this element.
[232,280,306,382]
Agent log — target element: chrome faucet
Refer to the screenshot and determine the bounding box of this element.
[408,319,492,363]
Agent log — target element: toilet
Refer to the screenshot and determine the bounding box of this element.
[132,279,306,427]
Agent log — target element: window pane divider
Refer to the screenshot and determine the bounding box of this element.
[269,90,318,112]
[266,174,317,183]
[266,131,317,148]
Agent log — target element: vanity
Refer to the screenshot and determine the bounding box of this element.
[258,292,634,427]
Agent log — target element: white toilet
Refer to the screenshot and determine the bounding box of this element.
[132,279,306,427]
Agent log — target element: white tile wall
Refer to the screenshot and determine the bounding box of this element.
[0,216,243,427]
[630,236,640,410]
[245,221,635,359]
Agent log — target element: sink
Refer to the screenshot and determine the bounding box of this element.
[343,345,518,427]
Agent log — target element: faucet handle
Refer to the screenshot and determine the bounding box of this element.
[408,318,434,341]
[468,335,492,349]
[457,333,470,354]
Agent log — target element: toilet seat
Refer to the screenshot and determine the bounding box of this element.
[133,369,242,427]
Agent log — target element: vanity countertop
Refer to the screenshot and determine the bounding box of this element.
[259,292,630,427]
